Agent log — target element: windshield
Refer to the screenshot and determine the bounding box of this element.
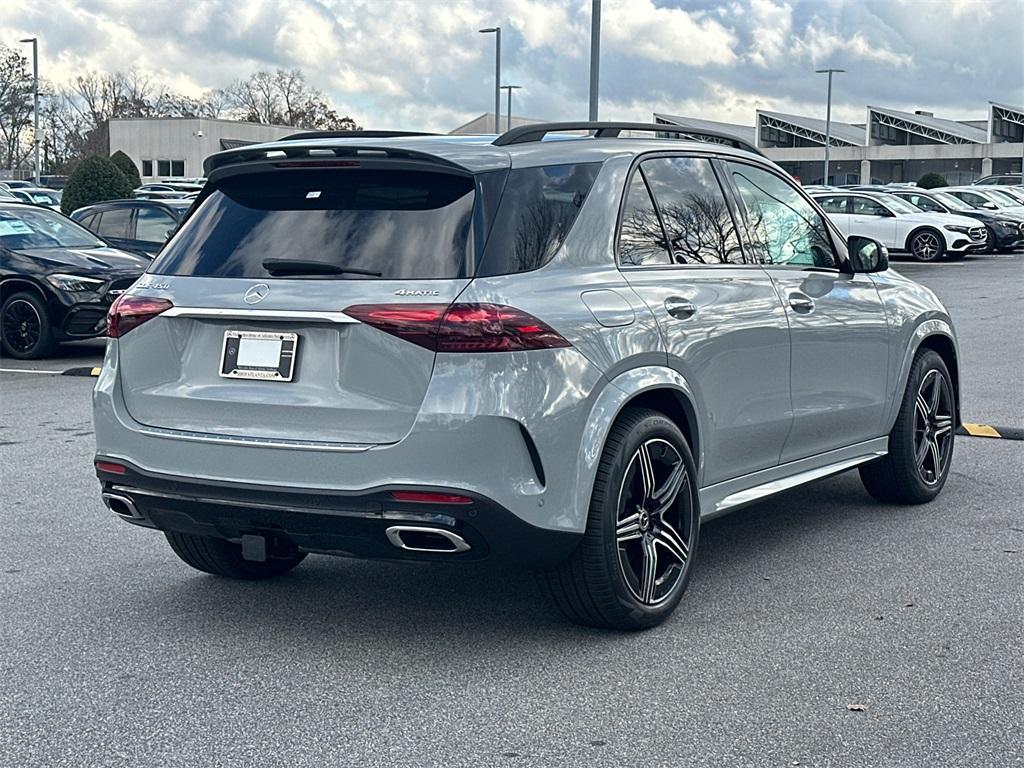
[998,187,1024,204]
[0,207,104,249]
[27,191,59,205]
[985,189,1021,207]
[931,191,974,211]
[878,194,920,214]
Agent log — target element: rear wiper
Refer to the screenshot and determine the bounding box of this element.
[261,258,382,277]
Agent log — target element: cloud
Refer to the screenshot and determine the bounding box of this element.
[0,0,1020,133]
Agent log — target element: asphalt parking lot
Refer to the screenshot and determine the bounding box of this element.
[1,253,1022,767]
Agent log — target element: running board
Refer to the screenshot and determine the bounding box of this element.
[699,438,888,519]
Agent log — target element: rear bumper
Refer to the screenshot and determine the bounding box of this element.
[96,460,579,564]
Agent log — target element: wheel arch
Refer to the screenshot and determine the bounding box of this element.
[917,333,961,421]
[573,367,705,529]
[1,276,49,305]
[885,319,961,431]
[903,225,945,253]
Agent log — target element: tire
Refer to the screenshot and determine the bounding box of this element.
[1,291,57,359]
[859,349,955,504]
[165,532,306,579]
[908,229,945,262]
[541,407,700,630]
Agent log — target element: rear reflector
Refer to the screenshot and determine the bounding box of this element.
[107,295,173,338]
[344,303,570,352]
[95,461,127,475]
[390,491,473,505]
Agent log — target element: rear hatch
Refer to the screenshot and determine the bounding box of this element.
[117,165,480,446]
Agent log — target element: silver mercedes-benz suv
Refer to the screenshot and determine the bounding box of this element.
[93,123,959,630]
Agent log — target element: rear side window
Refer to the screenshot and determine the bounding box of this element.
[96,208,132,239]
[151,169,476,279]
[640,157,744,265]
[476,163,600,277]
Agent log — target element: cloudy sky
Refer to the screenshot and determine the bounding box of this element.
[2,0,1021,132]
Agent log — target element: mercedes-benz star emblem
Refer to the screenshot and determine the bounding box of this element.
[243,284,270,304]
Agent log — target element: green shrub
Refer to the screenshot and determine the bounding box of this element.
[109,150,141,189]
[917,172,948,189]
[60,156,133,215]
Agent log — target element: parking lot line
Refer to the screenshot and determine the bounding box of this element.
[0,368,62,375]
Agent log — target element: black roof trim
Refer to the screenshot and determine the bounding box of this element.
[492,121,765,156]
[281,130,439,141]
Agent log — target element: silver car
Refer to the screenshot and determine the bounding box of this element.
[93,123,959,630]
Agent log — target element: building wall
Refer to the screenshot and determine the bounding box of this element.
[108,118,297,180]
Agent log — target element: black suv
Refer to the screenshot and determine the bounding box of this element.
[71,199,191,257]
[0,202,149,358]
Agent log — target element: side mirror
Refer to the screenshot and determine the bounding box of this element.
[848,235,889,273]
[980,201,998,210]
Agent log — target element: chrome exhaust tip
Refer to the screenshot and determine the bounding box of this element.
[385,525,471,554]
[102,492,144,521]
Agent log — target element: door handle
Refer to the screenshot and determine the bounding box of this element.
[788,293,814,313]
[664,297,697,319]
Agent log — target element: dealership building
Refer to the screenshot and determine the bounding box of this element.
[107,118,297,180]
[655,102,1024,186]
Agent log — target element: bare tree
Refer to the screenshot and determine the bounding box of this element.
[0,45,33,170]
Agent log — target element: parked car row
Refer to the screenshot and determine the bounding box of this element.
[0,202,150,359]
[806,182,1024,260]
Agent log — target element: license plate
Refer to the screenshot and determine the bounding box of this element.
[220,331,298,382]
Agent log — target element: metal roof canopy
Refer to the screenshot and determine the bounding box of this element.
[988,102,1024,142]
[868,106,988,145]
[757,109,864,147]
[653,113,757,147]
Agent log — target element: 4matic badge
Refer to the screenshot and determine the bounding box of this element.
[394,289,440,297]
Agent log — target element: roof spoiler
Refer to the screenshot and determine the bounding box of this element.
[492,121,764,157]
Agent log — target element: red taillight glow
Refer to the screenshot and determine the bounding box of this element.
[390,491,474,505]
[95,461,127,475]
[344,303,570,353]
[107,295,173,338]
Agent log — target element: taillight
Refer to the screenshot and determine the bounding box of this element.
[95,460,127,475]
[390,491,473,504]
[107,295,173,338]
[344,303,570,352]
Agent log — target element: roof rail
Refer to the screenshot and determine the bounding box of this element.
[492,121,764,156]
[281,130,438,141]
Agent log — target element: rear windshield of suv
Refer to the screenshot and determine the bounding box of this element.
[150,169,476,279]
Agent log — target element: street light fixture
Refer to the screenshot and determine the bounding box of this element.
[500,85,522,132]
[20,37,40,185]
[479,27,501,134]
[815,67,844,185]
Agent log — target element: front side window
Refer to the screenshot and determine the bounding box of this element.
[727,162,836,268]
[617,171,670,266]
[851,197,887,216]
[901,194,943,212]
[640,157,743,265]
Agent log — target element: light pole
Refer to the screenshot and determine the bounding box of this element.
[589,0,601,121]
[479,27,501,134]
[500,85,522,131]
[20,37,40,185]
[815,68,844,185]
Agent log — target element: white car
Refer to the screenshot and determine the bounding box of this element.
[939,186,1024,217]
[812,190,988,261]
